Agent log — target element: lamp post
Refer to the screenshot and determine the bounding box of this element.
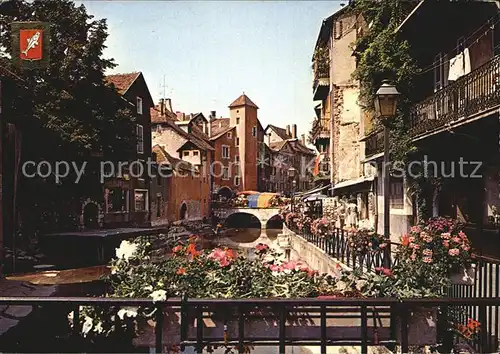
[288,167,297,212]
[374,79,400,269]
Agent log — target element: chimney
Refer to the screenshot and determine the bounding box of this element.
[165,98,173,113]
[203,121,208,135]
[159,98,165,116]
[208,120,212,137]
[267,133,271,146]
[292,124,297,139]
[286,125,291,137]
[210,110,216,120]
[301,134,306,145]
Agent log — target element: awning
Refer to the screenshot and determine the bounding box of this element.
[303,194,327,202]
[361,152,384,164]
[333,176,375,190]
[246,192,278,208]
[294,184,330,197]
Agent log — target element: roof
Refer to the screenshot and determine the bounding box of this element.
[162,119,214,151]
[269,141,288,152]
[150,106,177,123]
[228,94,259,109]
[153,145,195,173]
[105,72,141,95]
[266,124,291,140]
[210,125,236,141]
[210,118,231,137]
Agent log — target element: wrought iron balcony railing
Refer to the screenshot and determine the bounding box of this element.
[364,129,384,158]
[310,118,330,142]
[410,54,500,137]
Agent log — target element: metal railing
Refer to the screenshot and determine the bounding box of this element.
[410,54,500,137]
[288,224,500,352]
[290,225,395,272]
[1,296,500,353]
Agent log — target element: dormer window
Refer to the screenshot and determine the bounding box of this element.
[136,97,143,115]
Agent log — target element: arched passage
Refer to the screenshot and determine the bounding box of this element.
[180,203,187,220]
[265,214,283,239]
[217,187,233,201]
[224,212,261,243]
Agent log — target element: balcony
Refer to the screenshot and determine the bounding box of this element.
[410,54,500,138]
[313,69,330,101]
[310,117,330,143]
[364,129,384,158]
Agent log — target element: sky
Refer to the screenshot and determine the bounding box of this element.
[78,1,342,138]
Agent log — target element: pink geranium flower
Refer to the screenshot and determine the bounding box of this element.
[448,248,460,256]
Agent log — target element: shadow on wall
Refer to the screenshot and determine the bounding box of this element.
[180,203,187,220]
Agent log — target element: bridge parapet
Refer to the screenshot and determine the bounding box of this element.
[213,207,281,227]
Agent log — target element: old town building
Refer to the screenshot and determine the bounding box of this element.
[103,72,154,228]
[265,124,316,194]
[151,100,213,221]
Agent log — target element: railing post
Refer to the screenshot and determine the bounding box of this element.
[155,302,164,354]
[361,305,368,354]
[180,294,188,352]
[399,302,409,354]
[320,304,327,354]
[279,305,286,354]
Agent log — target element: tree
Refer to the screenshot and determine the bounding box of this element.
[0,0,137,235]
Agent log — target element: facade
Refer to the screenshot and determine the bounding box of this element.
[151,100,213,221]
[103,72,154,228]
[375,1,500,251]
[265,124,316,194]
[228,94,263,192]
[208,114,240,197]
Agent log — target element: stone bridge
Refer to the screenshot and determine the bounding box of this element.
[213,207,281,229]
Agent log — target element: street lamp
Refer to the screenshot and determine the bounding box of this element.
[375,79,400,269]
[288,167,297,212]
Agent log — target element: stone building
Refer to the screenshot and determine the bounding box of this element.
[151,100,213,221]
[264,124,316,194]
[311,6,378,230]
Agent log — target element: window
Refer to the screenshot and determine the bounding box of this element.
[156,196,162,218]
[252,126,257,137]
[183,151,190,157]
[136,124,144,154]
[390,178,404,209]
[134,190,148,212]
[193,151,199,156]
[236,117,240,124]
[235,137,240,146]
[227,132,232,139]
[106,188,129,213]
[222,167,230,180]
[234,176,240,186]
[222,145,230,159]
[136,97,143,114]
[235,155,240,163]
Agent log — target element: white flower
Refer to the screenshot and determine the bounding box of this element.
[283,269,292,275]
[335,281,348,291]
[150,289,167,302]
[271,271,281,277]
[82,316,93,337]
[144,285,153,292]
[115,240,138,261]
[355,280,368,291]
[117,307,138,320]
[93,321,104,334]
[67,311,73,325]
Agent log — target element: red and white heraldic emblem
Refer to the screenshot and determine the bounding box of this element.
[19,29,43,61]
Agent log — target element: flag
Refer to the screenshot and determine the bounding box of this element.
[313,153,325,176]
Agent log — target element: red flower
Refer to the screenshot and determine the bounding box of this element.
[401,235,410,247]
[176,267,186,275]
[255,243,269,252]
[172,245,183,254]
[375,267,393,277]
[186,243,200,257]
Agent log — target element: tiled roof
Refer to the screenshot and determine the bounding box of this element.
[150,106,178,123]
[105,72,141,94]
[210,118,231,137]
[210,126,236,141]
[164,120,214,151]
[290,140,316,155]
[269,141,287,152]
[267,124,291,140]
[153,145,195,173]
[228,94,259,109]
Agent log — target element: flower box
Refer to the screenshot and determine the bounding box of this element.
[450,264,476,286]
[395,307,438,346]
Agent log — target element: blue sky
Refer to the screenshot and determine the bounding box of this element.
[78,1,341,137]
